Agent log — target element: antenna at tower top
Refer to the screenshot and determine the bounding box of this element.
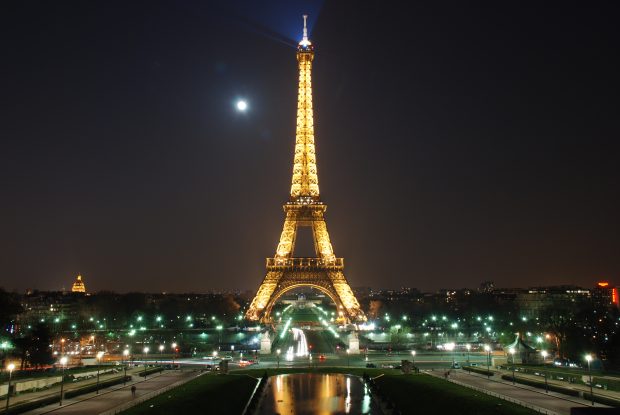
[303,14,308,40]
[299,14,311,47]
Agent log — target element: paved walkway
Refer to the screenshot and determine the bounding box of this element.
[23,370,198,415]
[496,367,620,402]
[3,367,143,408]
[428,370,611,415]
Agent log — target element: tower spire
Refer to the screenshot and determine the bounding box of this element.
[302,14,309,44]
[291,14,318,200]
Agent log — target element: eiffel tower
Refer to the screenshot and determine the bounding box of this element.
[246,16,366,324]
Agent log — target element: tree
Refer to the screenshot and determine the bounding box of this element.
[0,288,23,329]
[13,323,54,369]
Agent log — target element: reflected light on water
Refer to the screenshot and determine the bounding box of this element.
[345,376,351,413]
[261,373,377,414]
[362,383,371,413]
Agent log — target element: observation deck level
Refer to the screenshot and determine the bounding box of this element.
[266,257,344,271]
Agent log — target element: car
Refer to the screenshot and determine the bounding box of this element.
[451,362,461,369]
[470,363,478,366]
[366,363,377,368]
[222,355,233,361]
[381,364,395,369]
[238,360,255,367]
[319,354,326,361]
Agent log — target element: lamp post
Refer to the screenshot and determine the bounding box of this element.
[276,349,281,368]
[541,351,548,393]
[158,345,164,367]
[445,342,455,368]
[96,351,104,394]
[586,354,593,405]
[5,363,15,413]
[59,356,68,405]
[171,343,177,367]
[123,349,129,385]
[216,325,223,350]
[411,350,416,368]
[346,348,350,367]
[466,344,471,366]
[484,345,491,379]
[508,348,516,385]
[143,347,149,380]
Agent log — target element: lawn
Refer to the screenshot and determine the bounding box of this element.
[375,374,539,415]
[121,368,540,415]
[121,373,257,415]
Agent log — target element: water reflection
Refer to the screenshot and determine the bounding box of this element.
[259,373,379,414]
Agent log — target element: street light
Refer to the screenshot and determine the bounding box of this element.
[445,342,455,367]
[508,348,516,385]
[171,343,177,367]
[5,363,15,413]
[411,350,416,371]
[59,356,68,405]
[96,351,104,394]
[466,344,471,366]
[541,351,548,393]
[585,354,594,405]
[143,347,149,380]
[158,345,164,366]
[216,325,223,349]
[276,349,281,368]
[484,344,491,379]
[123,349,130,385]
[346,348,350,367]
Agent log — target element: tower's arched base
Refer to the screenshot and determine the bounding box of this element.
[246,269,366,324]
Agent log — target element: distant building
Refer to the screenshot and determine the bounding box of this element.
[592,281,619,309]
[479,281,495,293]
[514,285,590,318]
[19,290,80,325]
[71,274,86,293]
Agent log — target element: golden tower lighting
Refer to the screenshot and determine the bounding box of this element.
[246,15,366,324]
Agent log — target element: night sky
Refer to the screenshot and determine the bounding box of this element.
[2,1,619,293]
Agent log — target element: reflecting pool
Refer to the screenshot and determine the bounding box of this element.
[258,373,378,414]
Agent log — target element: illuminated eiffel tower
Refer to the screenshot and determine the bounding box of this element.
[246,16,366,324]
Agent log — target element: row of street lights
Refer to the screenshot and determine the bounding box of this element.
[505,348,596,405]
[3,343,182,412]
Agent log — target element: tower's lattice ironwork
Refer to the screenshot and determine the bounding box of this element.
[246,16,366,324]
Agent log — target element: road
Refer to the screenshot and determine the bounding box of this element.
[430,369,611,415]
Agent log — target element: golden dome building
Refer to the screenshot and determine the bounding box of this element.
[71,274,86,293]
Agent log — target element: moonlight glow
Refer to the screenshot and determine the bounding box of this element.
[236,100,248,112]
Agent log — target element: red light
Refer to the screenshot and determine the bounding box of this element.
[597,281,610,287]
[613,288,619,306]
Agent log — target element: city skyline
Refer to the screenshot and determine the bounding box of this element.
[2,2,619,293]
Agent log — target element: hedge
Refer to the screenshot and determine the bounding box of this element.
[582,392,620,407]
[138,367,164,377]
[463,366,494,377]
[592,377,620,392]
[6,394,60,415]
[64,375,131,399]
[500,374,580,397]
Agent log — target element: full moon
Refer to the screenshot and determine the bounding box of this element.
[236,100,248,111]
